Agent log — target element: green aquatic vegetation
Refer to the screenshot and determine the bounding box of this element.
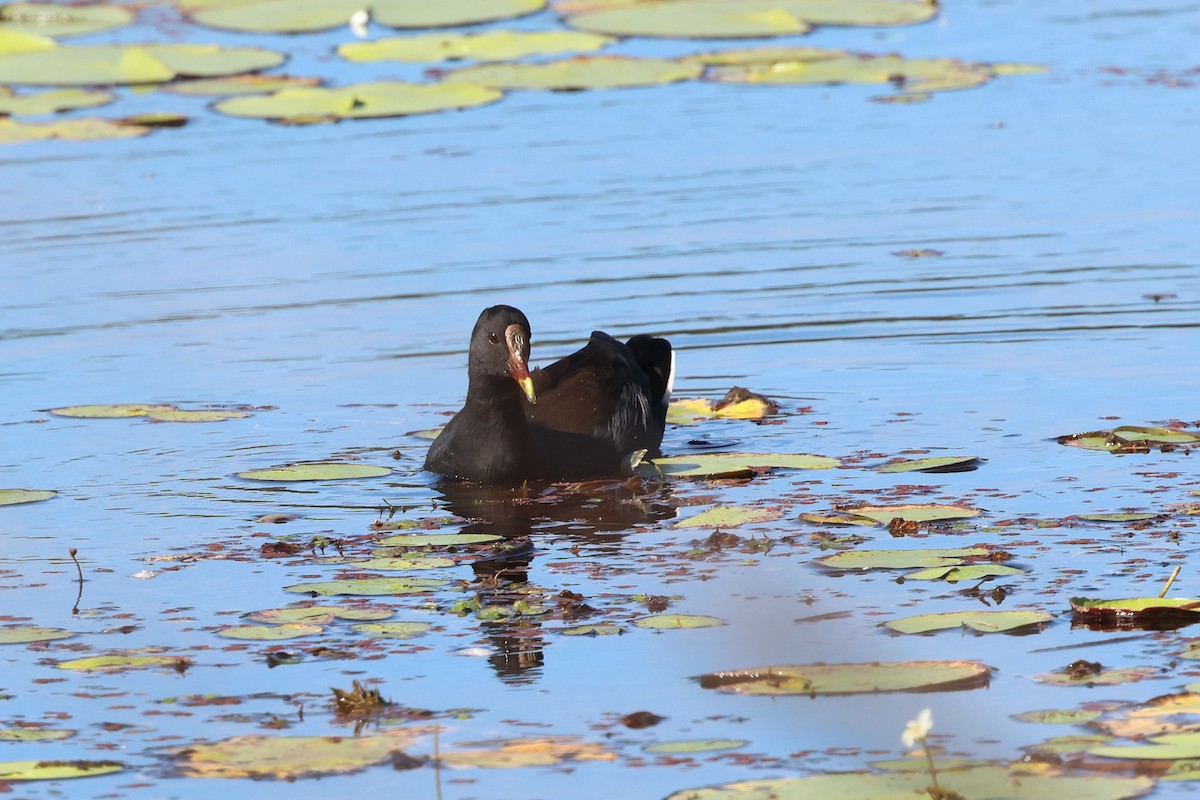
[697,660,991,696]
[237,463,391,481]
[444,55,703,91]
[339,30,615,64]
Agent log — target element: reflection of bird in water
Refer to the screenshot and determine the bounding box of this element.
[424,305,674,484]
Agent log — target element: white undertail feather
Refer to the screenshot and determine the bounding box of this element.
[662,350,676,408]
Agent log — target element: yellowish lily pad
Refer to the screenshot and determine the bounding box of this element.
[632,613,725,629]
[904,564,1026,582]
[815,546,994,570]
[0,3,134,37]
[673,505,782,529]
[374,532,502,546]
[698,660,991,696]
[145,408,251,422]
[189,0,546,33]
[644,739,746,754]
[0,759,124,780]
[237,463,392,481]
[350,621,432,639]
[0,625,73,643]
[558,623,624,635]
[567,1,813,39]
[874,456,983,474]
[708,54,1002,95]
[0,43,285,86]
[216,623,323,641]
[172,729,427,778]
[0,86,113,114]
[56,654,183,672]
[214,81,502,123]
[838,503,981,524]
[641,452,839,479]
[284,577,449,596]
[440,736,616,768]
[0,116,151,143]
[339,30,614,64]
[1058,425,1200,452]
[0,728,73,741]
[249,605,395,624]
[0,489,56,506]
[166,74,322,96]
[885,610,1052,634]
[445,55,702,91]
[44,403,174,418]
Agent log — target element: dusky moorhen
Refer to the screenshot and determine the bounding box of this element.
[424,305,674,484]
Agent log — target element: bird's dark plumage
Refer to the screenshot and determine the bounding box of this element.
[424,306,674,484]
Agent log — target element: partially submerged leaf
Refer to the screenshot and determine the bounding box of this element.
[904,564,1025,582]
[0,489,56,506]
[707,53,1007,96]
[237,463,392,481]
[339,30,614,63]
[145,408,250,422]
[445,55,702,91]
[874,456,983,474]
[0,116,150,143]
[0,760,124,781]
[44,403,174,418]
[644,739,746,754]
[1071,596,1200,629]
[284,577,449,596]
[558,623,624,635]
[439,736,616,768]
[1035,666,1156,687]
[885,610,1051,634]
[673,505,782,529]
[697,660,991,696]
[632,614,725,629]
[1058,425,1200,452]
[641,452,839,479]
[249,606,395,624]
[0,728,73,741]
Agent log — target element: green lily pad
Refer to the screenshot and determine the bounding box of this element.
[1036,666,1156,687]
[815,546,995,570]
[0,3,134,37]
[1058,425,1200,452]
[237,463,392,481]
[172,729,426,779]
[56,654,182,672]
[145,408,250,422]
[673,505,782,529]
[0,86,113,114]
[0,759,124,781]
[334,556,456,570]
[632,614,725,629]
[1014,708,1104,725]
[904,564,1026,582]
[44,403,174,418]
[0,489,56,507]
[189,0,546,34]
[708,54,998,95]
[167,74,322,96]
[0,116,150,143]
[217,623,323,640]
[666,766,1155,800]
[697,660,991,696]
[284,577,449,596]
[445,55,702,91]
[1093,731,1200,761]
[0,43,284,86]
[249,605,395,624]
[644,739,747,754]
[214,81,502,124]
[339,30,614,64]
[641,452,839,479]
[874,456,983,474]
[838,503,981,524]
[885,610,1051,634]
[0,728,73,741]
[567,2,813,38]
[799,511,877,526]
[1079,512,1160,522]
[0,625,73,643]
[1070,596,1200,628]
[558,623,624,635]
[374,532,502,547]
[350,621,432,639]
[686,45,844,66]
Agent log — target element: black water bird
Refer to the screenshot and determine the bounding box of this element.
[423,305,674,484]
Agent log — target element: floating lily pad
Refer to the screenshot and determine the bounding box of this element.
[0,489,56,506]
[673,505,782,529]
[1079,512,1160,522]
[339,30,614,64]
[815,546,995,571]
[874,456,983,474]
[120,112,188,128]
[167,74,322,96]
[567,2,813,38]
[350,621,432,639]
[172,729,426,779]
[838,503,981,524]
[0,86,113,114]
[1014,708,1104,725]
[214,81,502,123]
[1092,732,1200,762]
[0,728,73,741]
[374,532,502,547]
[885,610,1051,634]
[668,397,769,423]
[189,0,545,34]
[284,577,449,596]
[0,43,285,86]
[904,564,1026,582]
[249,605,395,624]
[1035,666,1156,687]
[439,736,615,768]
[644,739,746,754]
[1070,596,1200,629]
[335,556,455,570]
[558,623,624,635]
[707,54,1001,95]
[641,452,839,479]
[237,463,392,481]
[44,403,174,418]
[799,511,877,526]
[445,55,701,91]
[697,660,991,696]
[0,3,134,37]
[0,625,73,643]
[146,408,250,422]
[0,116,150,142]
[1094,692,1200,739]
[0,759,124,781]
[1058,426,1200,452]
[56,654,182,672]
[632,613,725,629]
[407,427,443,440]
[217,623,323,641]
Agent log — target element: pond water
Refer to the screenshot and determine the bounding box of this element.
[2,0,1200,797]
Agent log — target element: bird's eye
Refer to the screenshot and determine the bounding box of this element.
[488,332,500,345]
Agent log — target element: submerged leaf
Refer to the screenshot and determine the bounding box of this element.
[697,660,990,696]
